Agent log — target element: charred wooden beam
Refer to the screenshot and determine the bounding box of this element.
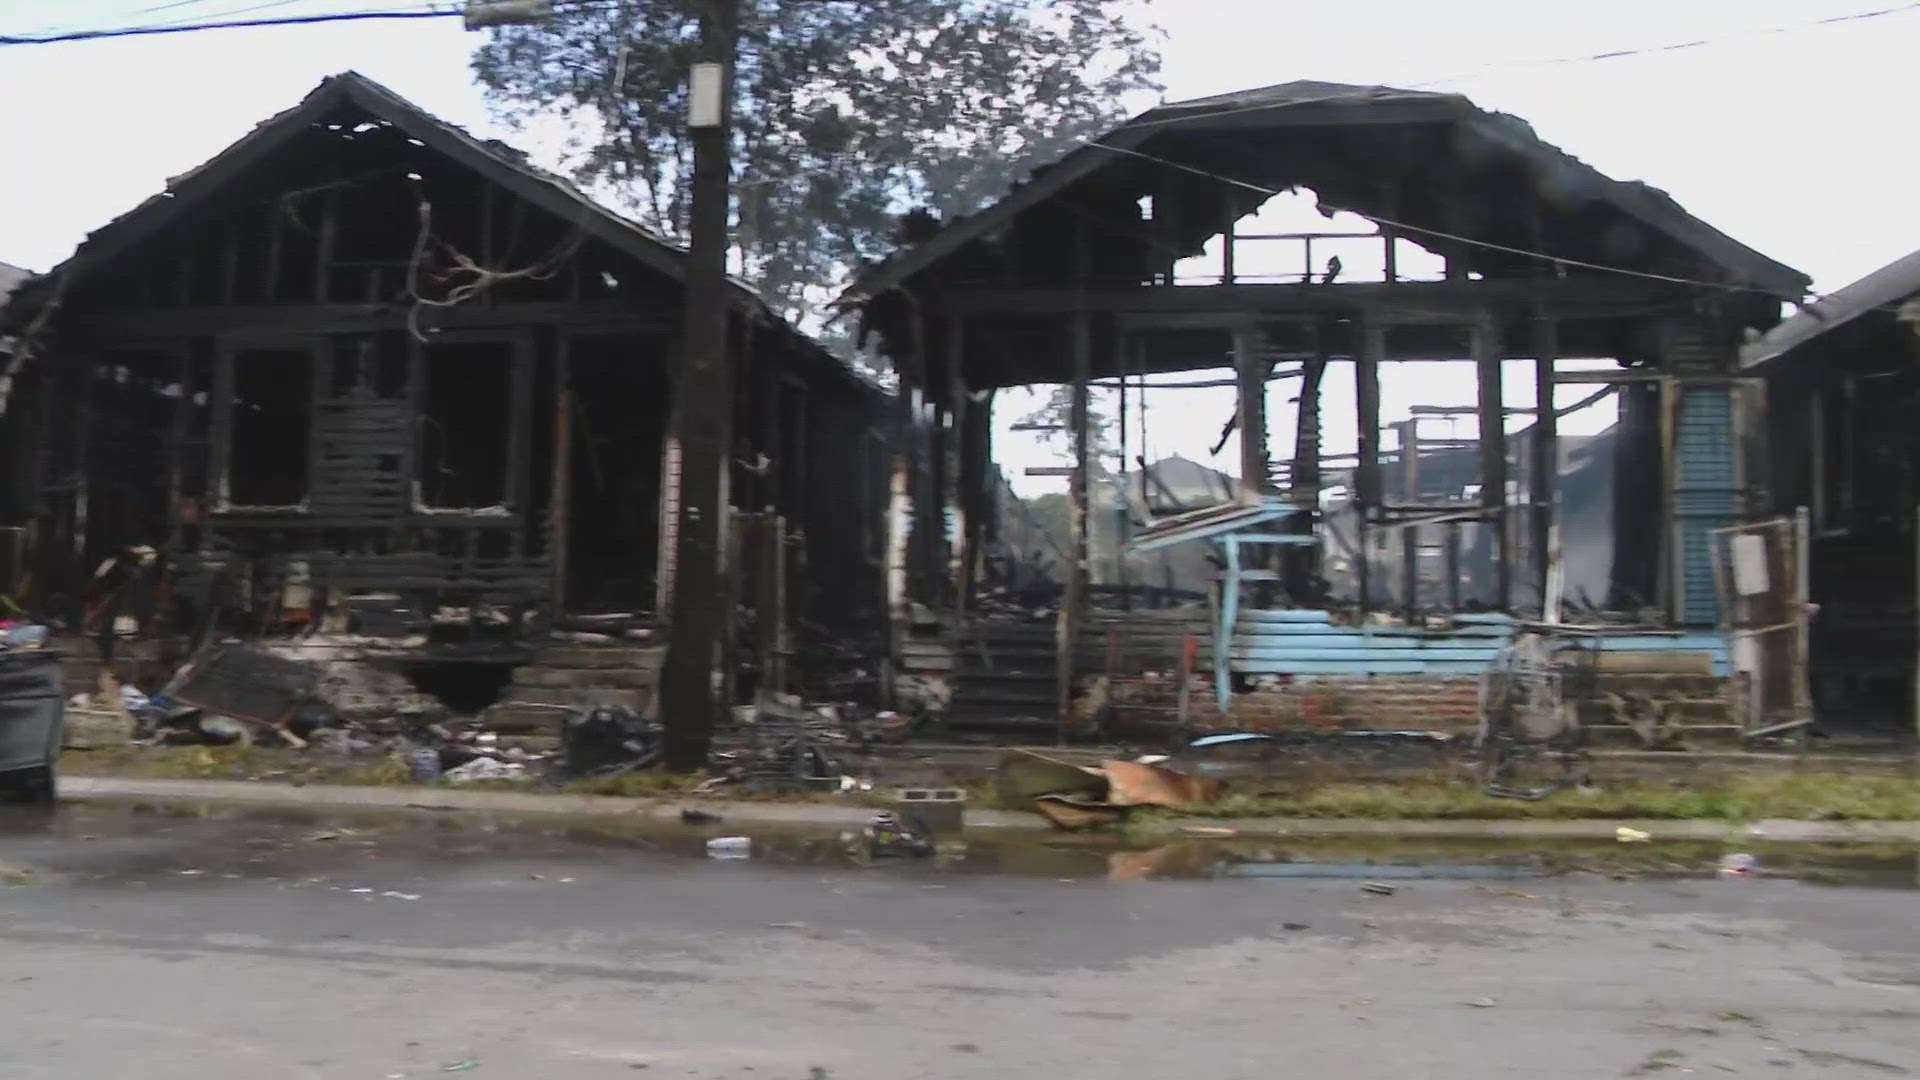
[1355,316,1382,612]
[1532,316,1558,610]
[944,315,967,611]
[73,301,677,342]
[1057,305,1092,736]
[1233,325,1266,501]
[1475,315,1509,609]
[946,277,1687,317]
[314,186,340,304]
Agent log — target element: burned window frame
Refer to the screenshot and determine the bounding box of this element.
[411,329,533,515]
[210,335,321,513]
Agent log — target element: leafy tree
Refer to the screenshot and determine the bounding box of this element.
[1020,491,1072,550]
[1016,384,1118,476]
[471,0,1161,319]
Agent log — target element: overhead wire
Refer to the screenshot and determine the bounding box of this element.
[0,0,619,44]
[1123,3,1920,133]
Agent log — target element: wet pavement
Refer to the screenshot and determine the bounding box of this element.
[1,801,1918,1078]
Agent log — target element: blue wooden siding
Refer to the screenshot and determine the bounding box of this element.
[1213,609,1728,678]
[1673,388,1736,627]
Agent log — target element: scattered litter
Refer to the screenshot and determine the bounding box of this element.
[350,887,374,894]
[1360,882,1397,896]
[1615,827,1652,843]
[558,877,575,884]
[306,831,346,842]
[1717,852,1758,877]
[1466,997,1497,1008]
[562,704,662,778]
[863,811,933,859]
[442,757,530,784]
[176,869,204,876]
[1180,826,1237,838]
[381,891,422,901]
[680,808,722,825]
[441,1062,479,1073]
[706,836,752,860]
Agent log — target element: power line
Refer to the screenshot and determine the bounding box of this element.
[0,6,458,44]
[0,0,622,43]
[1128,2,1920,132]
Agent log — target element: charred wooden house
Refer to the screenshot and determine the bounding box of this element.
[0,73,887,719]
[844,81,1813,745]
[1742,251,1920,738]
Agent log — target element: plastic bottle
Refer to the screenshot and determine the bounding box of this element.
[706,836,751,859]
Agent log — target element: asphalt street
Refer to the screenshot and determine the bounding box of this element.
[1,801,1917,1079]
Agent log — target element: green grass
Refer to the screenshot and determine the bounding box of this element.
[65,747,1920,823]
[1156,773,1920,823]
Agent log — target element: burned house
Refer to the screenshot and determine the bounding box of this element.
[1742,250,1920,737]
[0,73,886,722]
[845,80,1808,742]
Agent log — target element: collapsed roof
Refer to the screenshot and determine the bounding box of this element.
[844,80,1807,385]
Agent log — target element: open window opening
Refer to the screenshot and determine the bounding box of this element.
[229,347,312,507]
[418,340,512,510]
[563,333,669,612]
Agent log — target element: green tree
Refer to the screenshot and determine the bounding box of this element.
[471,0,1161,318]
[1020,491,1072,551]
[1016,384,1118,475]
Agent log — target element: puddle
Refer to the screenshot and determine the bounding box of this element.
[1,801,1917,890]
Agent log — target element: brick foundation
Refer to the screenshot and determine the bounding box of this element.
[1108,674,1485,735]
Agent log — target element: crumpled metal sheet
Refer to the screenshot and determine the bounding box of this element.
[1100,759,1223,808]
[1031,795,1127,830]
[995,748,1108,805]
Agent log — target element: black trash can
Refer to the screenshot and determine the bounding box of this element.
[0,650,63,803]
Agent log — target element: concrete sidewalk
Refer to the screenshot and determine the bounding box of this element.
[56,775,1920,843]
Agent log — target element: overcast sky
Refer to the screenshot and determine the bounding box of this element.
[2,0,1912,494]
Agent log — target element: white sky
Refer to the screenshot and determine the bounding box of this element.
[3,0,1914,496]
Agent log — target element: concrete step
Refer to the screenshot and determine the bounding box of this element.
[510,666,658,690]
[529,646,664,670]
[1575,698,1733,725]
[952,670,1056,684]
[953,689,1058,708]
[499,685,647,710]
[483,705,570,735]
[1589,673,1729,697]
[1586,723,1745,748]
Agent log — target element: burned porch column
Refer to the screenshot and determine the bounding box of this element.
[1056,308,1092,737]
[1475,314,1510,610]
[1355,316,1383,614]
[943,315,967,611]
[1532,316,1559,611]
[1234,326,1267,502]
[883,303,925,707]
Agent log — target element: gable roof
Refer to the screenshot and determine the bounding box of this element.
[1739,248,1920,368]
[844,79,1808,305]
[3,72,876,393]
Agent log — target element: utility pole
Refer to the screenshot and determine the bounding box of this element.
[658,0,739,771]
